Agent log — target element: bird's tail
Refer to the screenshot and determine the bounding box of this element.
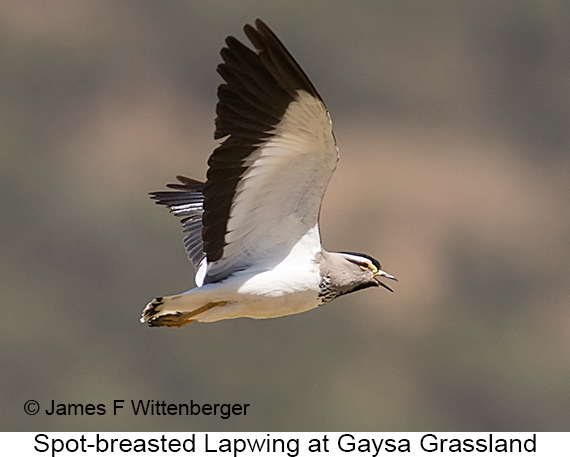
[140,294,227,327]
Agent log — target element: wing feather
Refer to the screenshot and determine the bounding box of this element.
[149,20,339,285]
[202,19,338,283]
[150,177,206,274]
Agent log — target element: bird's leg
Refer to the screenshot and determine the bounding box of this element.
[143,300,228,327]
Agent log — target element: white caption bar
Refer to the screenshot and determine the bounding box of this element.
[1,432,568,456]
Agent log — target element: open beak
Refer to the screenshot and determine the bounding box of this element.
[374,270,398,292]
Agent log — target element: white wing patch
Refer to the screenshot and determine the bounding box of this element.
[205,91,338,281]
[195,257,208,287]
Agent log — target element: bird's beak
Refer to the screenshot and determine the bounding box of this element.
[373,270,398,292]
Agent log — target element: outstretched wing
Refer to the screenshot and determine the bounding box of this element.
[150,176,207,283]
[202,19,338,283]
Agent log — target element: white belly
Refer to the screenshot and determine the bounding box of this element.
[184,260,321,322]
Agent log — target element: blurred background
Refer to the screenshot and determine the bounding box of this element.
[2,0,570,432]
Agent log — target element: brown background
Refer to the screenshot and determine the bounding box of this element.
[2,0,570,431]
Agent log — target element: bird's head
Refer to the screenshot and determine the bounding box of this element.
[333,252,397,294]
[320,251,397,299]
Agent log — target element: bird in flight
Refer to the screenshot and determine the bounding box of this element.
[141,19,396,327]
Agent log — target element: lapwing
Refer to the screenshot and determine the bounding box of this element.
[141,19,396,327]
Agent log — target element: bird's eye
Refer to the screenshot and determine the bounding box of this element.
[360,262,378,273]
[360,263,378,274]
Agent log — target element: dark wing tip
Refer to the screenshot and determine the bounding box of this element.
[164,176,204,191]
[254,18,268,30]
[242,18,322,100]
